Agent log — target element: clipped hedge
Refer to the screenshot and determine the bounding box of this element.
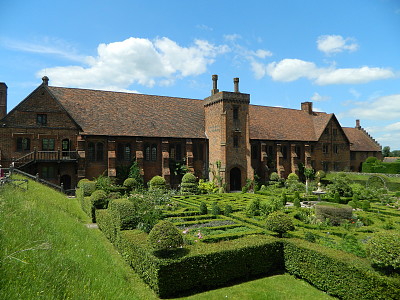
[116,232,284,298]
[362,161,400,174]
[78,180,96,196]
[96,209,119,243]
[315,203,352,225]
[284,239,400,300]
[109,199,138,230]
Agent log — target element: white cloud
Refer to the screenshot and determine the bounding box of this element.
[342,94,400,120]
[317,35,358,55]
[349,88,361,99]
[311,92,330,102]
[224,34,242,42]
[315,66,394,85]
[384,122,400,131]
[36,37,228,90]
[264,58,395,85]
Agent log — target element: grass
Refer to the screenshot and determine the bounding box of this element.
[0,176,336,299]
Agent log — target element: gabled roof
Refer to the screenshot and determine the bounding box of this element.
[249,105,332,141]
[48,86,206,138]
[343,127,381,152]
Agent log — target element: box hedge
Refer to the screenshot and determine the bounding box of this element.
[116,232,284,298]
[284,239,400,299]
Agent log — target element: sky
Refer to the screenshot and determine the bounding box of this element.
[1,0,399,149]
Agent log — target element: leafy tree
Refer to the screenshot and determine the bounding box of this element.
[382,146,391,157]
[128,160,144,190]
[265,211,295,238]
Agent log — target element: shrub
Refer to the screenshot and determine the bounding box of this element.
[78,179,96,196]
[304,231,317,243]
[211,201,221,215]
[224,204,233,216]
[281,192,288,206]
[361,200,371,211]
[366,232,400,270]
[109,199,138,230]
[148,220,183,255]
[315,170,326,180]
[246,198,260,216]
[90,190,108,209]
[149,175,166,190]
[180,173,198,195]
[128,160,144,189]
[327,173,353,197]
[315,203,353,225]
[333,192,341,203]
[199,201,208,215]
[269,172,279,181]
[293,198,301,208]
[123,177,137,192]
[265,211,294,238]
[198,179,218,194]
[287,173,299,182]
[94,174,114,193]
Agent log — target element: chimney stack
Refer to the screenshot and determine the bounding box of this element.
[0,82,7,119]
[42,76,49,86]
[356,119,361,129]
[301,101,313,114]
[211,74,219,95]
[234,77,239,93]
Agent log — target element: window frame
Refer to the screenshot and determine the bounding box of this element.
[36,114,47,126]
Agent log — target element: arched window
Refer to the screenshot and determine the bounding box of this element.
[88,142,95,161]
[117,143,124,161]
[124,144,131,161]
[151,144,157,161]
[233,135,239,148]
[96,142,104,161]
[144,144,151,161]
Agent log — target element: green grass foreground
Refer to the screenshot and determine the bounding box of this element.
[0,177,334,299]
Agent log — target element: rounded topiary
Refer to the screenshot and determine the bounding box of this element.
[148,220,183,254]
[199,201,208,215]
[265,211,295,238]
[224,204,233,216]
[293,198,301,208]
[123,177,137,191]
[211,201,221,215]
[180,173,198,195]
[287,173,299,182]
[246,198,260,216]
[270,172,279,181]
[366,232,400,270]
[90,189,108,209]
[149,175,166,190]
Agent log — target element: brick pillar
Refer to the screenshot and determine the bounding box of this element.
[135,138,144,176]
[186,139,194,173]
[304,144,312,168]
[107,139,116,177]
[77,135,86,179]
[276,144,284,178]
[161,139,170,186]
[290,144,299,175]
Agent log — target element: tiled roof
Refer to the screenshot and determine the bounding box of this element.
[249,105,332,141]
[48,85,333,142]
[48,86,206,138]
[342,127,381,152]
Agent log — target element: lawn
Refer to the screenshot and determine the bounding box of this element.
[0,177,335,299]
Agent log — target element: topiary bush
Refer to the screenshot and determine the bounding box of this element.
[78,179,96,196]
[265,211,294,238]
[149,175,166,191]
[147,220,183,256]
[246,198,261,216]
[211,201,221,215]
[366,232,400,271]
[315,203,353,226]
[269,172,279,181]
[199,201,208,215]
[224,204,233,216]
[90,189,109,209]
[123,177,137,192]
[180,173,198,195]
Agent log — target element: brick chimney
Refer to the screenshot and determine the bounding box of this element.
[234,77,239,93]
[211,74,219,95]
[42,76,49,86]
[0,82,7,120]
[301,101,313,114]
[356,119,361,129]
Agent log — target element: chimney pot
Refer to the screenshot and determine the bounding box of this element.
[42,76,49,86]
[234,77,239,93]
[211,74,219,95]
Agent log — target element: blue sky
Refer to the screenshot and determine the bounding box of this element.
[1,0,399,149]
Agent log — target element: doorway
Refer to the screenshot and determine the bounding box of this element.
[60,174,71,190]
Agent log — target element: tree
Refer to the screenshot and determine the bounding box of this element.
[382,146,391,157]
[265,211,294,238]
[303,167,315,194]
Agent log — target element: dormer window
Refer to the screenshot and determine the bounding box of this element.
[37,114,47,126]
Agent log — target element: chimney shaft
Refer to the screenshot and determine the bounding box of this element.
[42,76,49,86]
[0,82,7,119]
[356,119,361,129]
[301,102,313,114]
[234,77,239,93]
[211,74,219,95]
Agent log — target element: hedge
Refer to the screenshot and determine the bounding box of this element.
[315,203,352,225]
[116,232,284,298]
[96,209,119,243]
[284,239,400,299]
[108,199,138,230]
[362,161,400,174]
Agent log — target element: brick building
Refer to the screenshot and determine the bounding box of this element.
[0,76,382,191]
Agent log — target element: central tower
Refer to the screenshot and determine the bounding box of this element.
[204,75,253,191]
